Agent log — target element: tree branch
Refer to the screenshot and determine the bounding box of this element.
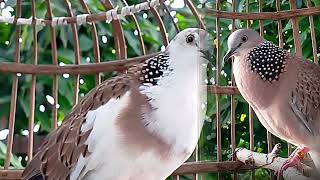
[235,145,318,180]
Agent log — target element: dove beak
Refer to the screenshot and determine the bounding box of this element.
[200,49,210,59]
[198,29,213,65]
[223,42,242,66]
[223,48,235,65]
[199,49,211,65]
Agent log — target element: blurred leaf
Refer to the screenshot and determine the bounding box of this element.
[0,141,23,168]
[0,96,11,104]
[58,49,75,64]
[240,114,247,122]
[19,95,30,118]
[79,35,93,51]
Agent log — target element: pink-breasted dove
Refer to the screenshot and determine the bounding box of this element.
[224,29,320,179]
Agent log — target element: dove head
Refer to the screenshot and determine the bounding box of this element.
[166,28,209,67]
[167,28,208,51]
[223,29,264,63]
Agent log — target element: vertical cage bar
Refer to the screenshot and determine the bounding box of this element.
[27,0,38,163]
[230,0,237,180]
[215,1,222,180]
[267,132,274,178]
[45,0,59,130]
[258,0,263,32]
[102,0,127,59]
[287,1,302,172]
[79,0,101,85]
[246,0,250,28]
[122,0,147,55]
[259,2,274,179]
[185,0,206,30]
[276,0,283,49]
[246,1,255,179]
[65,0,80,105]
[161,2,180,33]
[289,0,302,56]
[248,107,255,177]
[276,0,292,156]
[247,4,254,156]
[306,0,318,63]
[191,1,203,174]
[145,0,169,47]
[172,175,180,180]
[4,0,22,169]
[192,146,199,180]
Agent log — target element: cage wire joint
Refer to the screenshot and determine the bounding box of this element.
[0,0,161,26]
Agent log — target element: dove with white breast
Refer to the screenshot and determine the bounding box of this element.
[21,28,208,180]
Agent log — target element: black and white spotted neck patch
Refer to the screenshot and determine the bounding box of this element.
[247,41,288,82]
[140,53,171,85]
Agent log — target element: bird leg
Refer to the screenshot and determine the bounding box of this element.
[277,147,310,180]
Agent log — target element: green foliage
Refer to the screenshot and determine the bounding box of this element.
[0,0,320,179]
[0,141,23,169]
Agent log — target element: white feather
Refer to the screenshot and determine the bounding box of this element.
[140,49,206,155]
[71,28,208,180]
[70,92,131,180]
[70,91,187,180]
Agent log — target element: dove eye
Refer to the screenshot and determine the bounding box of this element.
[241,35,248,42]
[186,34,195,44]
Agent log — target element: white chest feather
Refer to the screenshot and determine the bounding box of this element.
[70,92,180,180]
[140,52,206,154]
[70,53,206,180]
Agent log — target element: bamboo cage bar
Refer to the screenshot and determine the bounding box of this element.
[146,0,169,47]
[0,161,254,180]
[306,0,318,63]
[102,0,127,59]
[27,0,37,163]
[215,1,222,180]
[290,0,302,56]
[45,0,59,130]
[79,0,102,85]
[1,6,319,26]
[0,53,158,75]
[205,7,320,20]
[230,0,237,179]
[258,2,274,180]
[161,2,180,33]
[245,1,256,179]
[185,0,205,30]
[276,0,293,158]
[3,0,22,169]
[122,0,147,55]
[65,0,81,105]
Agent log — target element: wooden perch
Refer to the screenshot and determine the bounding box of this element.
[235,144,319,180]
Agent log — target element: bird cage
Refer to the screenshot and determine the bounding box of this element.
[0,0,319,180]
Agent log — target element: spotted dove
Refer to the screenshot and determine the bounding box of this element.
[21,28,208,180]
[223,29,320,179]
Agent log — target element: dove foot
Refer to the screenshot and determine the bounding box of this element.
[276,147,310,180]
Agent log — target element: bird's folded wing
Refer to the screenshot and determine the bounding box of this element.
[21,75,133,180]
[289,59,320,136]
[21,52,169,180]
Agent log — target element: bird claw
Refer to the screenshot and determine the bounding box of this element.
[266,143,281,165]
[276,158,304,180]
[276,147,309,180]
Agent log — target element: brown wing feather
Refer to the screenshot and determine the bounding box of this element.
[290,57,320,135]
[21,74,135,180]
[21,53,167,180]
